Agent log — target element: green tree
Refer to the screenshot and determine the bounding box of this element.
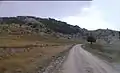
[119,32,120,39]
[87,36,96,44]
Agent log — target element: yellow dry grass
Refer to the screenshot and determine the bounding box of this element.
[0,46,69,73]
[0,35,80,73]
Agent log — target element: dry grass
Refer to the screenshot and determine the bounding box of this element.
[0,35,80,73]
[0,45,70,73]
[0,35,82,47]
[83,42,120,63]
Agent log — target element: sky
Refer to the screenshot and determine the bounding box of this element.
[0,0,120,31]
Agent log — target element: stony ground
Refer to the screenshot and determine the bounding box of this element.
[37,44,74,73]
[41,55,66,73]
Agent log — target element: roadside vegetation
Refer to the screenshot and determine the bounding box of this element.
[0,34,82,73]
[83,41,120,63]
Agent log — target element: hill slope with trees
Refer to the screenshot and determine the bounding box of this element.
[0,16,119,43]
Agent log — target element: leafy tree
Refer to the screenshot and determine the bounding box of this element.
[87,36,96,44]
[119,32,120,39]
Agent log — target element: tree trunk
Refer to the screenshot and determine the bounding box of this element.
[90,42,93,44]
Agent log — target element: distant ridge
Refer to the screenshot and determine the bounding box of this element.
[0,16,119,43]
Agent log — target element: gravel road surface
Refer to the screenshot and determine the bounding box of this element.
[61,44,119,73]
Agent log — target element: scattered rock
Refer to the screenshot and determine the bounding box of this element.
[15,68,22,73]
[39,51,69,73]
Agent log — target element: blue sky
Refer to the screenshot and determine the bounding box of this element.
[0,1,120,30]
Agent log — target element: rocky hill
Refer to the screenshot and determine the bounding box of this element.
[91,29,120,44]
[0,16,119,43]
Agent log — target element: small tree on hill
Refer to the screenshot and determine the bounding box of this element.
[119,32,120,39]
[87,36,96,44]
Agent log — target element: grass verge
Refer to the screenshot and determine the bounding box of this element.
[0,35,79,73]
[82,43,118,63]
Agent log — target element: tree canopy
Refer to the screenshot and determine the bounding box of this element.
[87,36,96,44]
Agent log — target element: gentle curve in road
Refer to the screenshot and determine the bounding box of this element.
[61,44,119,73]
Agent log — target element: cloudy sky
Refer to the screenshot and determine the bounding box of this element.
[0,0,120,30]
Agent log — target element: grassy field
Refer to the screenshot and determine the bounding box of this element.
[0,34,82,73]
[83,40,120,63]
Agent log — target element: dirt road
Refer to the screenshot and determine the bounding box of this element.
[61,44,119,73]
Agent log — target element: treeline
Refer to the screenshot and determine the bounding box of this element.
[39,18,81,34]
[0,16,82,34]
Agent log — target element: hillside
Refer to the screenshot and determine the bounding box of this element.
[0,16,85,73]
[0,16,83,34]
[0,16,119,43]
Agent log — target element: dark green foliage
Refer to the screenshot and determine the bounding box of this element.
[87,36,96,44]
[0,16,82,34]
[0,17,25,24]
[39,18,81,34]
[119,32,120,39]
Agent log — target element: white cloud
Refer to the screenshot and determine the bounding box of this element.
[61,6,116,30]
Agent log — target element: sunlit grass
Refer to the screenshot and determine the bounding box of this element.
[0,34,82,73]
